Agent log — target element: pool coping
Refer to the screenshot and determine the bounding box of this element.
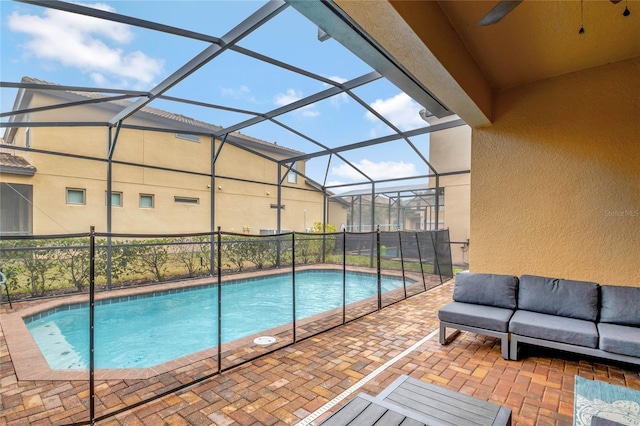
[1,265,426,381]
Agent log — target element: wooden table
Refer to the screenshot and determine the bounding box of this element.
[320,375,511,426]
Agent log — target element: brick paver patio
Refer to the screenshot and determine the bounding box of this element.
[2,278,639,425]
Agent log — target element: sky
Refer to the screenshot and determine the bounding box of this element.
[0,0,440,192]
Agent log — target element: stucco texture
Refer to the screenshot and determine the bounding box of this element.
[471,57,640,286]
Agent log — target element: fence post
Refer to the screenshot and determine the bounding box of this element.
[376,226,381,311]
[342,229,346,324]
[292,232,296,343]
[89,226,96,424]
[216,227,222,373]
[415,232,427,291]
[430,231,444,284]
[398,231,407,299]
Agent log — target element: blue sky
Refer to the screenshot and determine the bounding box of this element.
[0,1,435,191]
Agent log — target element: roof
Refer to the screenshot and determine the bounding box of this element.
[15,76,304,157]
[333,183,438,198]
[0,151,37,176]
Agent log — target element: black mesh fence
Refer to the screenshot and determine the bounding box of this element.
[0,227,452,425]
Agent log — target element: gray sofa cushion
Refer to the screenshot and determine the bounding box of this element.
[439,301,514,333]
[518,275,599,321]
[509,310,598,348]
[597,323,640,357]
[452,272,518,309]
[600,285,640,326]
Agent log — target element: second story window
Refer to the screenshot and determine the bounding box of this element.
[106,191,123,207]
[175,196,199,204]
[176,133,200,143]
[66,188,86,205]
[24,113,31,148]
[287,162,298,184]
[139,194,154,208]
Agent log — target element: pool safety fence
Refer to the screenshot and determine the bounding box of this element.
[0,227,452,425]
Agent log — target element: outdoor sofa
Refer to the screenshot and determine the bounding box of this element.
[438,272,640,366]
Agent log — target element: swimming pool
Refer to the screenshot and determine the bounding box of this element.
[26,270,406,370]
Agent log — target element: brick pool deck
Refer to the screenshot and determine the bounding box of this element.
[2,275,639,425]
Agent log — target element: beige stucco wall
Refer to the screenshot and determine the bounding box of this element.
[426,118,471,267]
[2,92,331,235]
[471,57,640,286]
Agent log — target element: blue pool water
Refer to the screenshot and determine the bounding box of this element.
[26,271,406,369]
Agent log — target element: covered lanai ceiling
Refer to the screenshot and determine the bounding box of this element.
[338,0,639,127]
[437,0,640,91]
[1,0,468,194]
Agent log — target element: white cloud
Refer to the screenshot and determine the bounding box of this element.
[220,85,258,103]
[274,88,302,106]
[365,93,425,131]
[8,4,163,86]
[90,72,107,86]
[331,159,418,181]
[323,76,349,108]
[327,76,347,84]
[274,88,319,117]
[221,85,250,97]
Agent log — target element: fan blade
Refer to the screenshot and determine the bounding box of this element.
[478,0,524,26]
[610,0,623,3]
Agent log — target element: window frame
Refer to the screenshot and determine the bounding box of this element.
[175,133,201,143]
[287,162,298,184]
[174,196,199,205]
[139,193,155,209]
[66,188,86,205]
[105,191,123,207]
[0,182,33,235]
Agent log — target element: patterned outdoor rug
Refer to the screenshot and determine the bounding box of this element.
[574,376,640,426]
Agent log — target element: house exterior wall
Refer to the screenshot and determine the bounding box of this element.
[471,57,640,286]
[327,201,349,231]
[1,91,334,235]
[339,1,637,286]
[427,117,471,267]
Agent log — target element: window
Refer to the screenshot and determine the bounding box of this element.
[24,114,31,148]
[66,188,86,205]
[0,183,33,235]
[139,194,154,208]
[176,133,200,142]
[287,162,298,184]
[105,191,123,207]
[174,196,199,204]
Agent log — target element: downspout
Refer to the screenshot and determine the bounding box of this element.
[434,175,440,230]
[106,121,122,291]
[370,183,376,232]
[276,165,282,266]
[370,183,375,268]
[397,192,401,231]
[211,134,227,276]
[322,191,327,262]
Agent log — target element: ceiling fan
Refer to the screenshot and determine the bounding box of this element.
[477,0,630,26]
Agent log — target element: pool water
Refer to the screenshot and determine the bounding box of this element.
[26,271,406,369]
